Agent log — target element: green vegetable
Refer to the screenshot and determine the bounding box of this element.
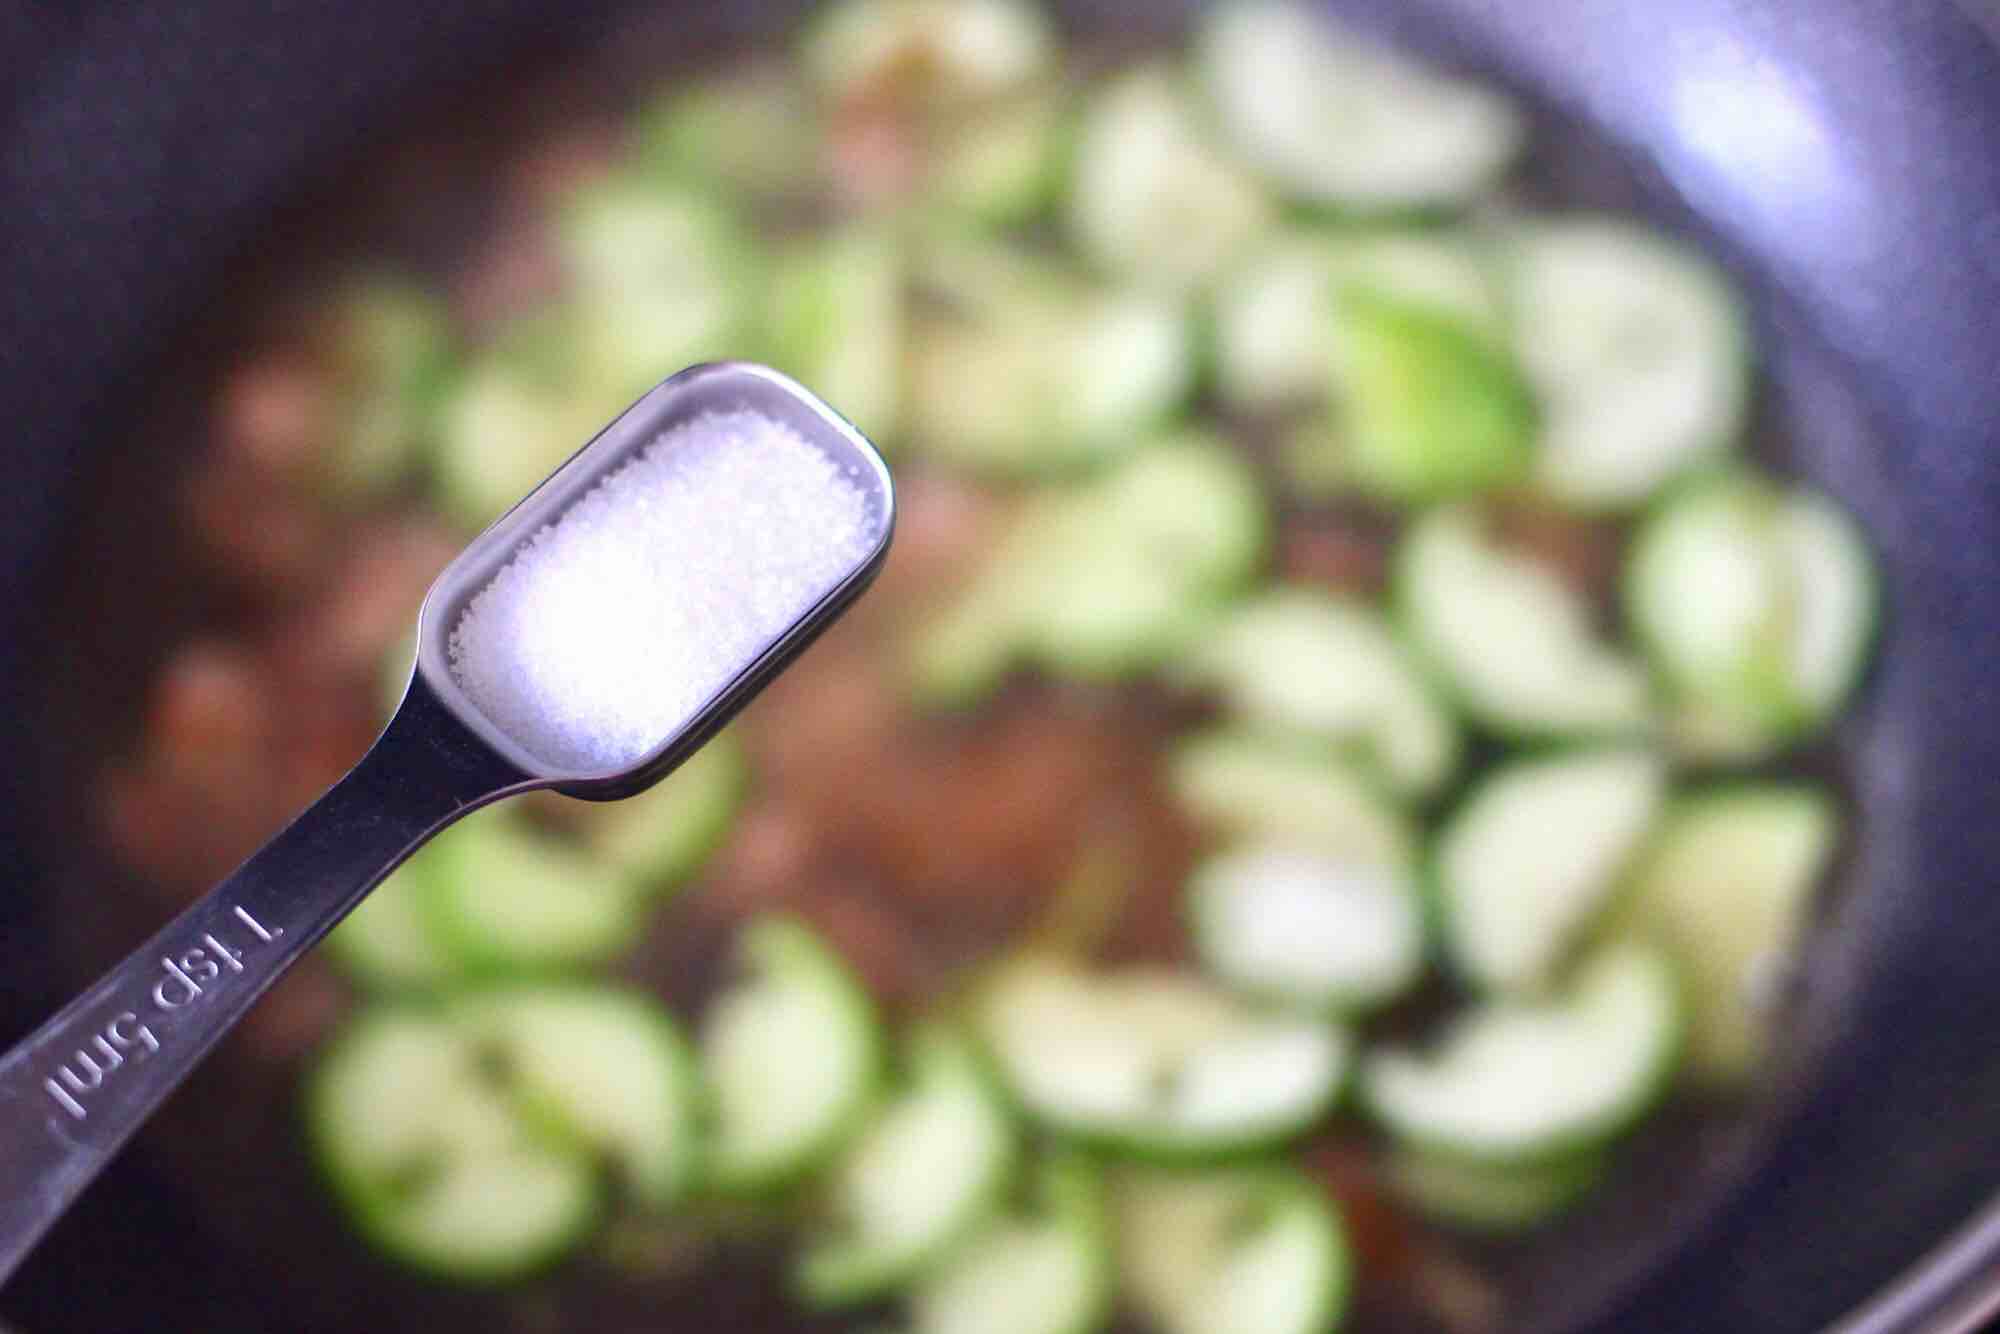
[1605,786,1838,1084]
[1398,503,1653,738]
[1362,942,1682,1163]
[1335,290,1536,504]
[1115,1165,1350,1334]
[1174,589,1460,798]
[1626,470,1878,761]
[1433,747,1666,992]
[795,1024,1018,1307]
[699,916,885,1194]
[978,957,1350,1160]
[1067,64,1271,292]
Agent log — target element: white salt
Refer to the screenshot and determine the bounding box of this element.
[449,409,876,771]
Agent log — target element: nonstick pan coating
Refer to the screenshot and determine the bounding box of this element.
[1,2,1997,1331]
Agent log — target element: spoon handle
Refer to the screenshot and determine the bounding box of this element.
[0,675,529,1285]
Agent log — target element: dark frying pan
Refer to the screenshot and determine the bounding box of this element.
[2,1,1998,1331]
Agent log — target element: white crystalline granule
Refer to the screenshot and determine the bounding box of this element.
[449,409,875,771]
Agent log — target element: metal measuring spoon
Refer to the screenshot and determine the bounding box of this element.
[0,362,895,1282]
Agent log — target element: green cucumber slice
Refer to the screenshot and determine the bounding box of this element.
[1175,589,1459,798]
[1215,229,1501,413]
[700,916,885,1194]
[978,959,1349,1160]
[802,0,1055,110]
[559,179,757,402]
[929,88,1071,225]
[1384,1147,1606,1232]
[450,985,700,1209]
[1115,1166,1350,1334]
[323,847,462,991]
[1435,748,1665,992]
[1398,504,1653,737]
[1362,942,1682,1163]
[907,241,1193,475]
[419,808,644,974]
[633,60,823,199]
[325,278,453,497]
[1189,842,1423,1013]
[1068,63,1271,292]
[1626,471,1878,760]
[576,730,748,892]
[1507,219,1750,509]
[763,225,903,444]
[1335,289,1536,504]
[906,1156,1111,1334]
[307,1008,600,1281]
[1606,786,1838,1085]
[1198,0,1521,211]
[432,345,601,531]
[796,1024,1018,1307]
[910,435,1266,700]
[1168,730,1415,870]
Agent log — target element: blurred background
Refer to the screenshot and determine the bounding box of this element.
[1,2,1999,1333]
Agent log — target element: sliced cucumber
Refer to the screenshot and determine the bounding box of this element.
[1174,589,1459,798]
[1362,942,1682,1163]
[911,435,1266,700]
[1398,504,1653,737]
[1607,787,1838,1085]
[929,88,1070,225]
[699,916,885,1194]
[323,847,461,991]
[1335,289,1536,504]
[432,342,599,531]
[449,985,700,1209]
[1626,471,1878,760]
[1068,63,1271,292]
[1189,842,1423,1013]
[1198,0,1521,211]
[796,1024,1017,1307]
[803,0,1055,110]
[1215,229,1500,413]
[558,179,757,402]
[576,730,747,892]
[906,1157,1110,1334]
[907,239,1192,474]
[978,958,1349,1160]
[1115,1166,1350,1334]
[308,1007,601,1280]
[1434,748,1665,992]
[325,278,453,497]
[1385,1147,1606,1232]
[1507,219,1749,509]
[1168,730,1414,870]
[419,808,644,974]
[763,224,902,444]
[634,60,823,199]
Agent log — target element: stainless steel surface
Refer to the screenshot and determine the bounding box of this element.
[0,362,894,1284]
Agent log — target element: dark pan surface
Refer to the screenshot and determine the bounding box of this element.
[2,2,1998,1331]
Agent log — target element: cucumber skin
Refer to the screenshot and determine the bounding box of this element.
[1598,785,1838,1085]
[1359,951,1688,1167]
[973,962,1351,1165]
[1116,1164,1352,1334]
[1386,1146,1606,1232]
[1623,469,1883,763]
[304,1005,605,1284]
[1429,746,1666,993]
[1389,510,1659,747]
[701,916,887,1198]
[450,983,704,1211]
[793,1025,1021,1309]
[1183,849,1422,1015]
